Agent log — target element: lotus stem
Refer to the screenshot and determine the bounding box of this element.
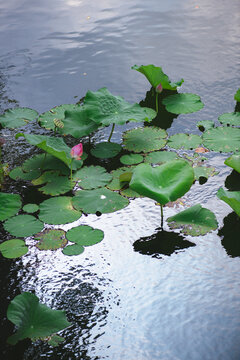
[156,93,159,113]
[108,123,115,142]
[160,204,164,229]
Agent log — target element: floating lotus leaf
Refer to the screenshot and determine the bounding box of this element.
[38,104,81,130]
[144,150,179,164]
[167,133,202,150]
[225,155,240,173]
[9,167,41,181]
[0,107,38,129]
[60,109,99,138]
[0,239,28,259]
[4,215,44,237]
[48,335,65,347]
[66,225,104,246]
[131,64,184,90]
[123,127,167,153]
[73,188,129,214]
[90,142,122,159]
[193,166,218,181]
[120,187,142,198]
[73,166,112,189]
[234,88,240,102]
[107,167,135,190]
[62,244,84,256]
[120,154,143,165]
[23,154,69,175]
[167,204,218,236]
[197,120,215,132]
[202,127,240,152]
[7,292,71,345]
[162,93,204,114]
[23,204,39,213]
[129,160,194,205]
[35,229,67,250]
[83,87,156,126]
[39,197,82,225]
[217,188,240,216]
[0,192,21,221]
[218,112,240,126]
[32,171,72,196]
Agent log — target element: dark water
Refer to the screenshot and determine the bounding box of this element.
[0,0,240,359]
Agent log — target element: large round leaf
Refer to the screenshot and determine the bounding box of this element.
[90,142,122,159]
[23,204,39,213]
[162,93,204,114]
[32,171,72,196]
[0,192,22,221]
[60,109,99,138]
[120,154,143,165]
[202,127,240,152]
[73,166,112,189]
[0,239,28,259]
[129,160,194,205]
[39,197,82,225]
[4,215,44,237]
[0,108,38,129]
[225,155,240,173]
[7,292,71,345]
[167,133,202,150]
[35,229,67,250]
[123,127,167,153]
[217,188,240,216]
[23,154,70,175]
[66,225,104,246]
[38,104,81,130]
[73,188,129,214]
[144,150,179,164]
[218,112,240,126]
[197,120,215,132]
[167,204,218,236]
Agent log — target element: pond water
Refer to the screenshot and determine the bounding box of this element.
[0,0,240,359]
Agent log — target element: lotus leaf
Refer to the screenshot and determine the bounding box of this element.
[66,225,104,246]
[73,188,129,214]
[0,239,28,259]
[202,127,240,152]
[218,112,240,126]
[144,150,179,164]
[123,127,167,153]
[35,229,67,250]
[38,104,81,130]
[23,204,39,213]
[197,120,215,132]
[217,188,240,216]
[48,335,65,347]
[129,160,194,205]
[9,167,41,181]
[193,166,218,181]
[107,167,135,190]
[167,204,218,236]
[234,88,240,102]
[162,93,204,114]
[32,171,72,196]
[120,154,143,165]
[7,292,71,345]
[0,192,21,221]
[62,244,84,256]
[90,142,122,159]
[225,155,240,173]
[0,107,38,128]
[120,187,142,198]
[167,133,202,150]
[23,154,69,175]
[61,109,99,138]
[73,166,112,189]
[4,215,44,237]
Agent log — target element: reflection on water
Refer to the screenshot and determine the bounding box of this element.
[219,212,240,258]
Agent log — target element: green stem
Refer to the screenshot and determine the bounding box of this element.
[160,204,164,229]
[108,123,115,142]
[156,93,159,113]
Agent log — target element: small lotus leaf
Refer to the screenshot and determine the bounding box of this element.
[73,166,112,189]
[73,188,129,214]
[35,229,67,250]
[38,104,81,130]
[4,215,44,237]
[234,88,240,102]
[62,244,84,256]
[0,239,28,259]
[61,109,99,138]
[218,112,240,126]
[23,154,69,175]
[123,127,167,153]
[0,192,21,221]
[120,154,143,165]
[7,292,71,345]
[107,167,135,190]
[32,171,72,196]
[9,167,41,181]
[0,108,38,129]
[23,204,39,213]
[167,204,218,236]
[162,93,204,114]
[48,335,65,347]
[202,127,240,152]
[144,150,179,164]
[129,160,194,205]
[66,225,104,246]
[225,155,240,173]
[193,166,218,181]
[90,142,122,159]
[39,197,82,225]
[197,120,215,132]
[217,188,240,216]
[167,133,202,150]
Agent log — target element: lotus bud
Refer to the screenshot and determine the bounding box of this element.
[70,143,83,160]
[156,83,163,93]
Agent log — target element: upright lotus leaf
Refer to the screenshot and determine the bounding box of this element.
[162,93,204,114]
[167,133,202,150]
[32,171,72,196]
[23,204,39,213]
[39,197,82,225]
[9,167,41,181]
[120,154,143,165]
[202,127,240,152]
[167,204,218,236]
[23,154,70,175]
[234,88,240,102]
[60,109,99,138]
[73,188,129,214]
[218,112,240,126]
[129,160,194,205]
[38,104,81,130]
[0,192,21,221]
[0,108,38,129]
[225,154,240,173]
[193,165,218,181]
[83,87,156,126]
[73,166,112,189]
[123,127,167,153]
[0,239,28,259]
[4,215,44,237]
[144,150,179,164]
[7,292,71,345]
[197,120,215,132]
[131,64,184,90]
[66,225,104,246]
[90,142,122,159]
[35,229,67,250]
[217,188,240,216]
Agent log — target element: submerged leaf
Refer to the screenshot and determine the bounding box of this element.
[162,93,204,114]
[35,229,67,250]
[0,239,28,259]
[0,108,38,129]
[123,127,167,153]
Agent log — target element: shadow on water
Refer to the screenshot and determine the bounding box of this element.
[218,212,240,258]
[225,170,240,191]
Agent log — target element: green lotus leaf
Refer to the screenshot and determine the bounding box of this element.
[225,154,240,173]
[39,196,82,225]
[0,192,22,221]
[23,204,39,213]
[9,167,41,181]
[62,244,84,256]
[234,88,240,102]
[23,154,70,175]
[144,150,179,164]
[162,93,204,114]
[202,127,240,152]
[83,87,156,126]
[35,229,67,250]
[38,104,81,130]
[0,107,38,129]
[197,120,215,132]
[90,142,122,159]
[131,64,184,90]
[60,109,99,138]
[0,239,28,259]
[167,204,218,236]
[73,188,129,214]
[4,215,44,237]
[7,292,71,345]
[120,187,142,198]
[73,166,112,189]
[167,133,202,150]
[217,188,240,216]
[129,160,194,205]
[218,112,240,126]
[123,127,167,153]
[32,171,72,196]
[193,166,218,181]
[107,167,135,190]
[120,154,143,165]
[66,225,104,246]
[47,335,65,347]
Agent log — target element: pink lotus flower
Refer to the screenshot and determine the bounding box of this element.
[156,83,163,93]
[70,143,83,160]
